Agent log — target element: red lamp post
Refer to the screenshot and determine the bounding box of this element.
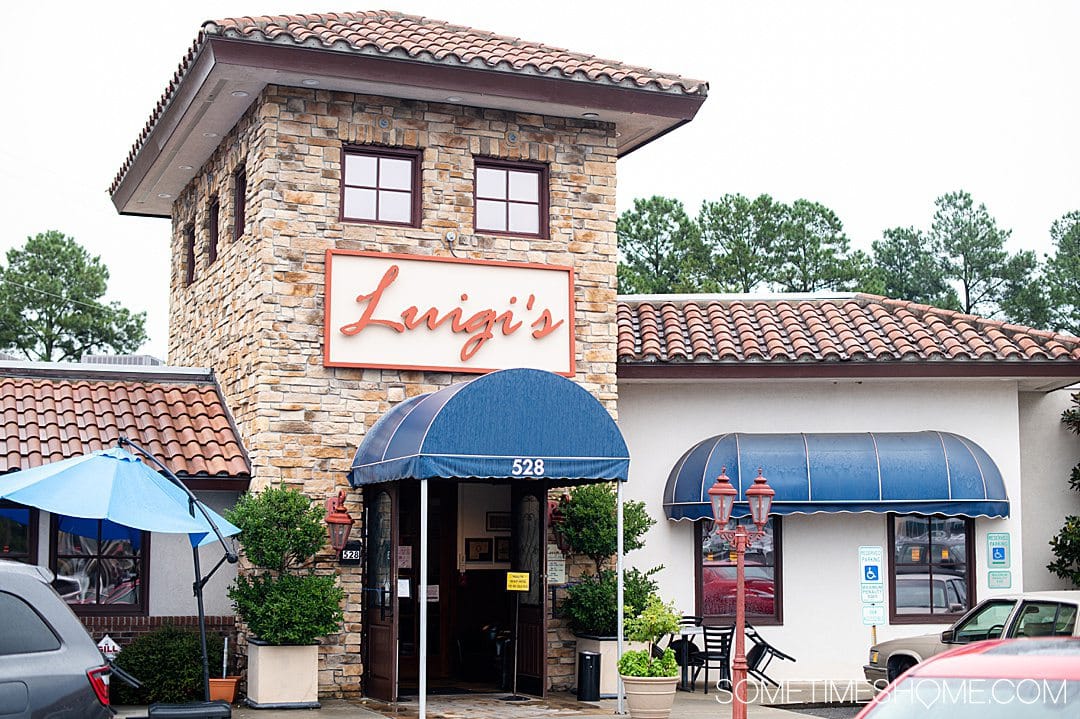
[324,490,355,554]
[707,467,774,719]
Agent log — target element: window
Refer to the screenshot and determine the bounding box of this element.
[233,166,247,241]
[0,501,37,563]
[183,224,195,286]
[51,516,148,614]
[0,592,60,655]
[696,517,782,624]
[1011,601,1078,637]
[889,514,974,623]
[474,160,546,236]
[951,599,1015,642]
[341,146,420,226]
[207,197,219,264]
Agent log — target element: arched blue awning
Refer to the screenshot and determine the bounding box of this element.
[664,432,1009,520]
[349,368,629,485]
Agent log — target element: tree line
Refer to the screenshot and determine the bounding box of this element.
[618,191,1080,333]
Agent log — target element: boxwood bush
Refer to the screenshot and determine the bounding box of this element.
[111,625,224,704]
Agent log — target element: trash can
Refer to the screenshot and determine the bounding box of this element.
[147,701,232,718]
[577,650,601,702]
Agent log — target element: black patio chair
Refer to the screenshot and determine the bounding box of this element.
[745,624,796,687]
[690,623,733,693]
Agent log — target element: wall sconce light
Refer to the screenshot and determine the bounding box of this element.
[324,490,355,554]
[547,493,571,554]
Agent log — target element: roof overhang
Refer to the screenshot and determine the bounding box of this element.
[618,361,1080,392]
[111,37,706,217]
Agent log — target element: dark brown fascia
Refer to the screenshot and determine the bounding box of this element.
[617,360,1080,383]
[110,36,706,215]
[0,363,214,384]
[180,476,251,492]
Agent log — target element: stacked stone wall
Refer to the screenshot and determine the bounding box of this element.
[168,85,619,695]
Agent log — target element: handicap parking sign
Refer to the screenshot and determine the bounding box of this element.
[864,565,880,582]
[992,546,1006,561]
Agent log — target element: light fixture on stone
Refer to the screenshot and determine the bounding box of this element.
[324,490,355,554]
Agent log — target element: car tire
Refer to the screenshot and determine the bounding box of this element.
[888,656,917,682]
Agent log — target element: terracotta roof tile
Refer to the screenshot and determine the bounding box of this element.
[110,10,707,194]
[0,373,249,479]
[617,294,1080,367]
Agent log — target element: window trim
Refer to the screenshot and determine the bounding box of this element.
[339,145,422,228]
[694,517,784,626]
[888,513,976,625]
[233,166,247,241]
[207,196,219,265]
[472,157,549,239]
[49,515,151,617]
[0,500,38,564]
[183,224,196,287]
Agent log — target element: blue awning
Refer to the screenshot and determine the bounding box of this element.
[664,432,1009,520]
[349,368,629,485]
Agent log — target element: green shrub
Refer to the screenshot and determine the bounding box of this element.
[560,484,654,571]
[564,567,659,636]
[111,625,224,704]
[617,597,681,678]
[226,487,345,645]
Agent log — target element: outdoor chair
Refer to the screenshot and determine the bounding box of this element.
[690,623,733,693]
[745,624,796,687]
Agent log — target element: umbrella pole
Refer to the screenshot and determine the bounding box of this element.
[193,543,212,702]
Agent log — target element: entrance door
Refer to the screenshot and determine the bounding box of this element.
[363,485,398,701]
[511,481,547,696]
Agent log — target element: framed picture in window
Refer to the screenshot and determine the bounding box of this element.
[486,512,511,532]
[495,537,511,562]
[465,538,493,562]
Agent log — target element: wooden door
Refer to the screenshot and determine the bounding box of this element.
[363,484,398,701]
[511,481,547,696]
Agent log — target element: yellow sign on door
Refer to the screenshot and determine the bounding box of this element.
[506,572,530,592]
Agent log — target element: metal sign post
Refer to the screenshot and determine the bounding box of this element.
[502,572,531,702]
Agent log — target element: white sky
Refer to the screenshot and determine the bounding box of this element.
[1,1,1078,360]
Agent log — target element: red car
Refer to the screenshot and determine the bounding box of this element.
[856,637,1080,718]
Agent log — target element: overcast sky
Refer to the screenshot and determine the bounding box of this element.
[1,1,1078,360]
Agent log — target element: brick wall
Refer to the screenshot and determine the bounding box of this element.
[168,86,619,696]
[81,615,236,650]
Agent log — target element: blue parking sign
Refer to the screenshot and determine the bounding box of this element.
[864,565,880,582]
[992,546,1005,561]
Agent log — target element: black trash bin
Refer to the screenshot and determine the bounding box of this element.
[147,701,232,719]
[577,650,601,701]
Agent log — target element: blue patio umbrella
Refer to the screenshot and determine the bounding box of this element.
[0,440,240,702]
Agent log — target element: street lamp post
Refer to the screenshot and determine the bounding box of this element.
[707,467,774,719]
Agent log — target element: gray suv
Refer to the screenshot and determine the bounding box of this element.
[0,560,112,718]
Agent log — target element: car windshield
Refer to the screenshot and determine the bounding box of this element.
[863,677,1080,718]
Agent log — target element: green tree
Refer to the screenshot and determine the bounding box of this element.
[1044,211,1080,335]
[697,194,782,292]
[868,227,959,308]
[773,199,866,292]
[1047,393,1080,587]
[617,196,707,294]
[0,231,147,361]
[930,191,1042,320]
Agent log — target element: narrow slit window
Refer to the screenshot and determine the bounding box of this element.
[183,225,195,287]
[207,198,219,264]
[233,167,246,241]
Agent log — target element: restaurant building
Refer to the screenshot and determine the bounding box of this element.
[95,7,1080,700]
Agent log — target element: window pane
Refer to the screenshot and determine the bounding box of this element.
[954,600,1015,641]
[508,170,539,202]
[0,506,30,555]
[56,557,94,603]
[701,517,776,618]
[378,190,412,223]
[344,188,377,220]
[98,558,140,605]
[508,203,540,234]
[379,158,412,191]
[476,199,507,231]
[0,592,60,655]
[476,168,507,199]
[345,154,377,187]
[57,525,97,556]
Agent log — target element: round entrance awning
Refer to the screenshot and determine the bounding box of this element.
[664,432,1009,520]
[348,368,629,485]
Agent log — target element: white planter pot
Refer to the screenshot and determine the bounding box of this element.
[246,642,320,709]
[574,636,648,699]
[621,675,679,719]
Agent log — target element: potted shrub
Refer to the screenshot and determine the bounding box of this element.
[558,483,657,696]
[617,597,681,719]
[227,487,345,708]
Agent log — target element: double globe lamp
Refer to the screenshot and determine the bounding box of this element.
[707,467,775,719]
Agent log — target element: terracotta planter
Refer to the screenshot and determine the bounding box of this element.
[620,675,679,719]
[208,677,240,703]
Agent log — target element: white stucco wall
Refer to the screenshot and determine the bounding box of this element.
[618,378,1025,681]
[1018,388,1080,591]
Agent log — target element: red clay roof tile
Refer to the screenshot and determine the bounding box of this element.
[0,371,249,479]
[617,294,1080,367]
